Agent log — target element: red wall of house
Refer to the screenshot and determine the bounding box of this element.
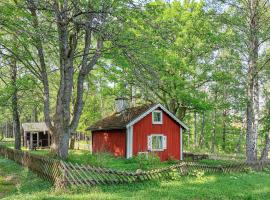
[133,109,181,161]
[92,129,126,157]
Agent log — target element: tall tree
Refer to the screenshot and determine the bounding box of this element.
[0,0,140,159]
[10,59,21,150]
[209,0,270,161]
[110,0,220,119]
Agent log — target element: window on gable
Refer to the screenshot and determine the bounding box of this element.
[152,110,163,124]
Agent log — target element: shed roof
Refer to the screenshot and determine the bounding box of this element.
[87,103,188,131]
[22,122,49,132]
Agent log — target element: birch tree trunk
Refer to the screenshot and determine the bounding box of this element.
[253,77,260,157]
[260,133,270,161]
[246,0,259,162]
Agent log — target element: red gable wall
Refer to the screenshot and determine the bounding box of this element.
[92,129,126,157]
[132,109,181,161]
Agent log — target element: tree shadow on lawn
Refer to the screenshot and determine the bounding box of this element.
[17,168,52,193]
[0,157,52,199]
[91,172,270,200]
[4,173,270,200]
[2,154,270,200]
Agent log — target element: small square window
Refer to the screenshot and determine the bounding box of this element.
[152,111,163,124]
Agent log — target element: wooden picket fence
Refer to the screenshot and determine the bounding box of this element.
[0,145,63,186]
[1,145,270,188]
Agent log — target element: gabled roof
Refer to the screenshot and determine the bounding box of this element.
[87,104,155,131]
[22,122,49,132]
[87,103,188,131]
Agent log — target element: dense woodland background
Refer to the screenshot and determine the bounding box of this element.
[0,0,270,161]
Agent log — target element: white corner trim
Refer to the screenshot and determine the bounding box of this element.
[126,126,133,159]
[152,110,163,124]
[180,127,183,160]
[126,103,189,130]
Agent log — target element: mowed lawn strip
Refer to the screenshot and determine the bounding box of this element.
[1,156,270,200]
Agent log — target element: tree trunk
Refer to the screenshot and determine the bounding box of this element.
[69,133,75,150]
[222,110,227,151]
[10,59,21,150]
[236,113,245,154]
[211,90,218,153]
[199,112,205,148]
[188,129,191,148]
[246,83,257,161]
[253,76,259,157]
[260,133,270,161]
[32,107,38,122]
[194,112,197,147]
[50,129,70,159]
[246,0,259,162]
[211,109,217,153]
[0,128,3,140]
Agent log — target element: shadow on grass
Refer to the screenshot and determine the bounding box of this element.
[0,156,51,199]
[83,172,270,200]
[2,155,270,200]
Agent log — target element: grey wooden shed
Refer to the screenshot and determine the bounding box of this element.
[22,122,51,149]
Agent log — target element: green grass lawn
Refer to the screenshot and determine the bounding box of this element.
[1,140,244,171]
[26,148,241,171]
[0,156,51,199]
[24,148,173,171]
[1,155,270,200]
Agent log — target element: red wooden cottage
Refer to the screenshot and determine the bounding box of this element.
[87,99,188,161]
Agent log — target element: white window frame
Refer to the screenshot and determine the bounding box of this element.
[149,134,166,151]
[152,110,163,124]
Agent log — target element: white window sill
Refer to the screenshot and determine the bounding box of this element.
[152,122,163,125]
[150,149,164,152]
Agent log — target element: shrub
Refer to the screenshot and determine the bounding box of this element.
[148,153,160,165]
[134,153,149,169]
[243,166,253,173]
[169,168,181,180]
[92,152,112,167]
[189,169,205,179]
[134,153,160,170]
[167,156,178,164]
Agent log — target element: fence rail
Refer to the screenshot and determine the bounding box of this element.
[1,145,270,188]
